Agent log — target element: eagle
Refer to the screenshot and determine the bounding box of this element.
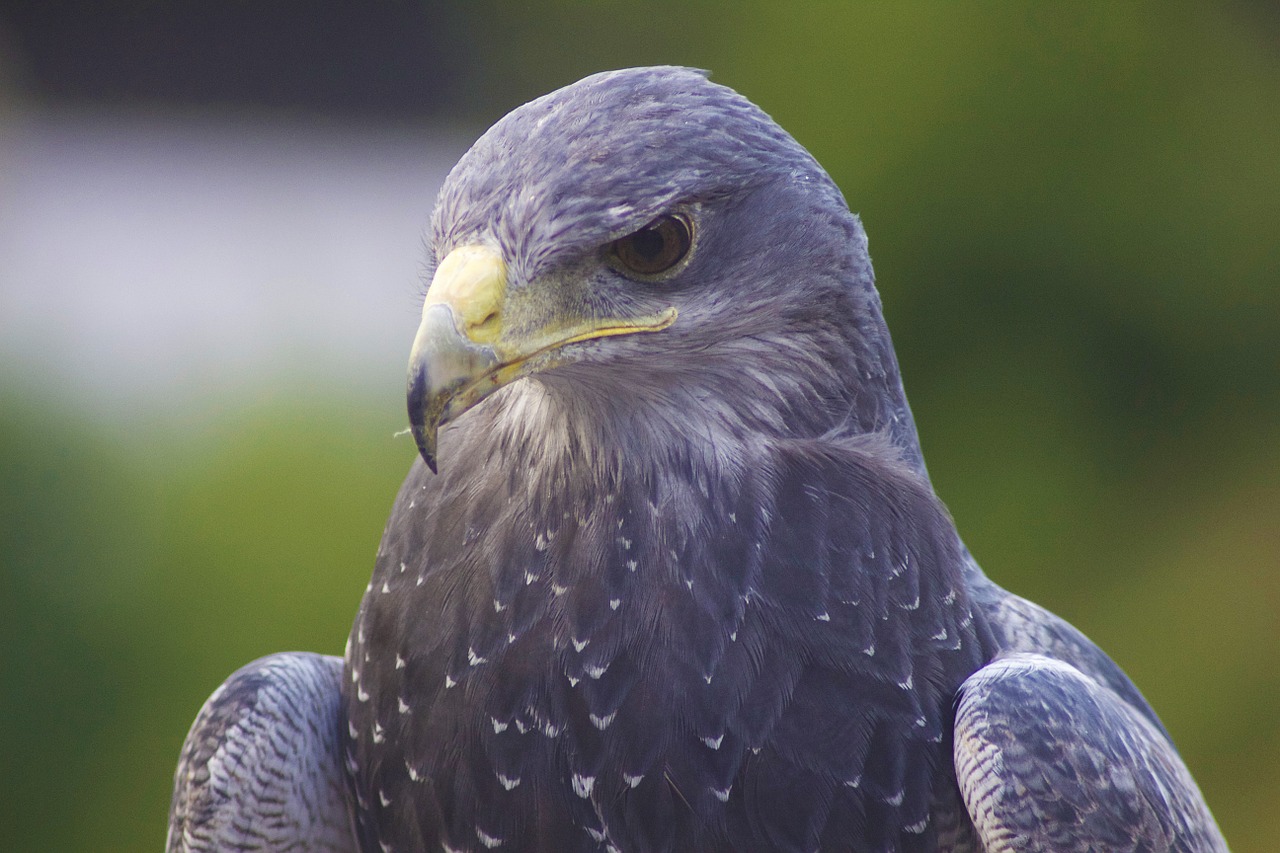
[168,67,1229,852]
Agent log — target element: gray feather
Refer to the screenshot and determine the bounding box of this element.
[954,653,1228,852]
[168,652,356,852]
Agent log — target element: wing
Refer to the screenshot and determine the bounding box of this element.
[953,653,1228,853]
[168,652,357,852]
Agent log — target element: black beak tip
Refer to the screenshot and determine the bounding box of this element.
[409,419,439,475]
[408,368,441,474]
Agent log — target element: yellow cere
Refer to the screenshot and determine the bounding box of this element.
[424,245,508,345]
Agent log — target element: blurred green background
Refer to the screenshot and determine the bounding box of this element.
[2,2,1277,850]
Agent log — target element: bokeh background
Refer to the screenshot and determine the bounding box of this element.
[2,2,1277,850]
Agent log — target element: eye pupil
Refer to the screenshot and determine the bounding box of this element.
[630,228,666,262]
[611,214,692,276]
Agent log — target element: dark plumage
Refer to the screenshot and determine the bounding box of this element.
[170,67,1229,852]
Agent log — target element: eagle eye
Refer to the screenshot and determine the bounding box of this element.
[610,214,692,276]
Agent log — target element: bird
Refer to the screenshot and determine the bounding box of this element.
[168,66,1229,852]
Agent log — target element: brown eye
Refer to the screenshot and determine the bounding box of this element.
[610,214,692,276]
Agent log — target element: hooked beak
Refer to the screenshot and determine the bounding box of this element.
[406,245,676,473]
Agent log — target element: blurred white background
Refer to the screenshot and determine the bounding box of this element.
[0,108,464,419]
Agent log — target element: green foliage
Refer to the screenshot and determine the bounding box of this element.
[1,394,413,851]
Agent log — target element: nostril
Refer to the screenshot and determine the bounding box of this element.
[470,309,500,334]
[462,303,503,345]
